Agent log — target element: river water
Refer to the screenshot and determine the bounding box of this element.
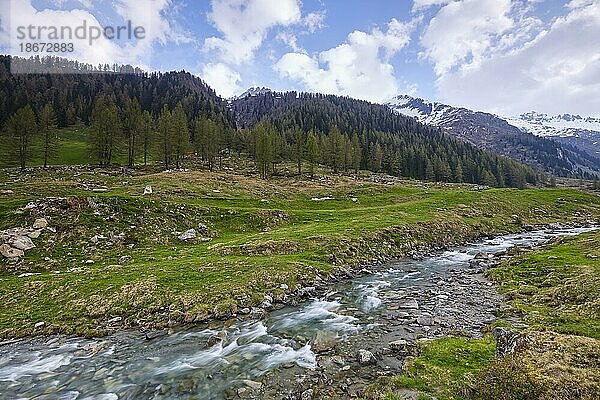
[0,227,594,399]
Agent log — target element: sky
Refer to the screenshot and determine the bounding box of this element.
[0,0,599,117]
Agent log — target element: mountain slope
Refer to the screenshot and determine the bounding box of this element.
[231,90,542,187]
[507,112,600,158]
[386,95,600,178]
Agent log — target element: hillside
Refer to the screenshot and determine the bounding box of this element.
[231,90,542,188]
[386,95,600,178]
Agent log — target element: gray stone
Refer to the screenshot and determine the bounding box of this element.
[312,330,337,353]
[399,299,419,309]
[243,380,262,390]
[34,322,45,329]
[33,218,48,229]
[301,389,314,400]
[357,349,375,365]
[8,236,36,251]
[119,256,132,264]
[389,339,415,355]
[27,230,42,239]
[178,229,197,241]
[143,185,153,195]
[0,244,24,258]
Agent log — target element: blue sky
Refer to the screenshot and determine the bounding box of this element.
[1,0,599,117]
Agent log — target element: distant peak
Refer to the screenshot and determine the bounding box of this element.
[231,87,273,101]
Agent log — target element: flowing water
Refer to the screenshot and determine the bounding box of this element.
[0,227,594,399]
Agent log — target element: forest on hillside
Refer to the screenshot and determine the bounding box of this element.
[0,56,546,188]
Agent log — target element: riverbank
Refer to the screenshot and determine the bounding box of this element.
[1,167,600,339]
[366,229,600,400]
[2,228,589,399]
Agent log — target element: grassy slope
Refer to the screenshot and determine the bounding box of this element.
[0,167,599,339]
[367,230,600,400]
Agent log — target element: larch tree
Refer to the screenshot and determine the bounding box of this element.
[3,105,37,170]
[90,96,122,166]
[38,103,58,168]
[123,98,142,167]
[305,130,320,177]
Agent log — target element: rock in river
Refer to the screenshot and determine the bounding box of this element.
[357,349,375,365]
[312,330,337,353]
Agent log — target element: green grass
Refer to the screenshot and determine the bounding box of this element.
[0,167,599,338]
[364,336,496,400]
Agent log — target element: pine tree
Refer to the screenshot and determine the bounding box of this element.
[351,133,361,175]
[38,103,58,168]
[2,105,37,170]
[327,126,345,173]
[372,142,383,173]
[157,105,174,169]
[171,103,190,169]
[305,130,320,177]
[254,121,277,179]
[90,96,121,166]
[123,98,142,167]
[292,126,304,176]
[139,110,153,166]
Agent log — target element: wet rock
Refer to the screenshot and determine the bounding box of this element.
[243,380,262,390]
[357,349,375,365]
[312,330,337,353]
[399,299,419,309]
[145,330,167,340]
[389,339,415,355]
[416,316,434,326]
[178,229,197,241]
[9,236,36,251]
[0,244,24,258]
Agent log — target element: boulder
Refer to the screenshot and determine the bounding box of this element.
[357,349,376,365]
[312,330,337,353]
[389,339,416,355]
[0,244,24,258]
[8,236,36,251]
[33,218,48,229]
[178,229,197,241]
[493,327,530,357]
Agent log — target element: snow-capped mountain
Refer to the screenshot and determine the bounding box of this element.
[507,112,600,157]
[230,87,273,101]
[385,95,600,176]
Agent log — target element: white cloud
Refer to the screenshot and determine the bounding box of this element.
[275,19,417,103]
[412,0,452,12]
[420,0,515,75]
[204,0,302,65]
[201,62,242,98]
[437,1,600,116]
[303,10,326,32]
[276,31,303,53]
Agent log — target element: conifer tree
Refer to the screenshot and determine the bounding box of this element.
[3,105,37,170]
[123,98,142,167]
[306,130,320,177]
[171,103,190,169]
[90,96,121,166]
[139,110,153,166]
[38,103,58,168]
